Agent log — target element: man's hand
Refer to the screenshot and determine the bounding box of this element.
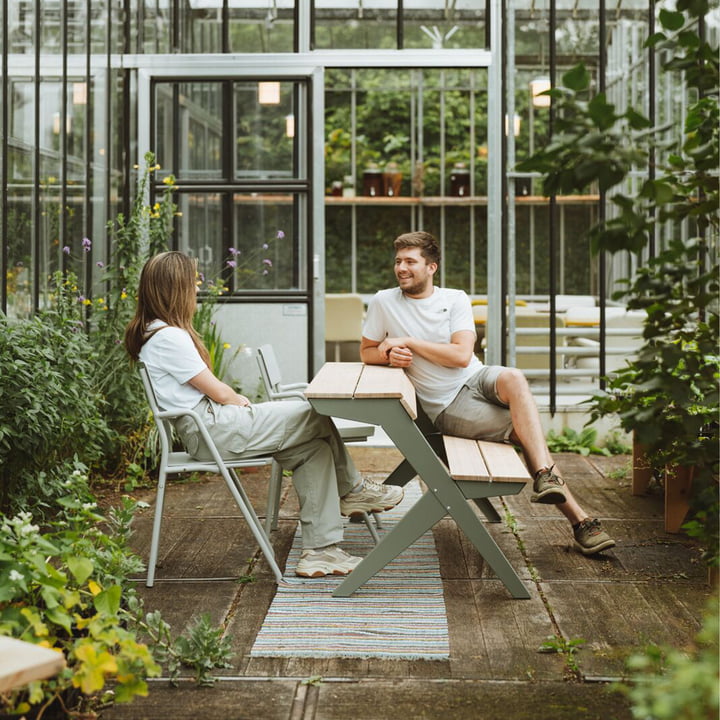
[378,338,413,367]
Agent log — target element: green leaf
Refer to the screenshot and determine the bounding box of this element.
[67,556,94,585]
[45,605,73,634]
[562,64,590,92]
[658,8,685,30]
[94,584,122,616]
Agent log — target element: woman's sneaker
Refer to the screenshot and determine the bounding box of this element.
[531,466,568,504]
[340,480,404,517]
[573,518,616,555]
[295,545,362,578]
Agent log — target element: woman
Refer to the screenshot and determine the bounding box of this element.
[125,251,402,577]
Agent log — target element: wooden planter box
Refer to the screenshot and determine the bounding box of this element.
[632,434,692,534]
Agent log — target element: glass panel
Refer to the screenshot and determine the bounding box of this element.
[235,81,298,180]
[354,207,411,294]
[230,193,300,290]
[6,148,33,319]
[177,192,224,281]
[140,1,172,53]
[154,81,225,179]
[228,0,296,53]
[403,0,487,50]
[314,0,398,50]
[324,206,353,292]
[180,82,224,178]
[180,2,223,53]
[175,192,302,292]
[7,0,33,53]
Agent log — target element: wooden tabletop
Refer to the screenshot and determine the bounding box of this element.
[305,362,417,420]
[0,637,66,692]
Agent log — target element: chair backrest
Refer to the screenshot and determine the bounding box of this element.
[257,344,283,395]
[325,293,364,343]
[137,362,174,460]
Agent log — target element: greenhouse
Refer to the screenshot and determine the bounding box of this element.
[0,2,717,719]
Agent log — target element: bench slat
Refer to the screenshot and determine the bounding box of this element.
[443,435,531,484]
[478,441,531,484]
[443,435,490,481]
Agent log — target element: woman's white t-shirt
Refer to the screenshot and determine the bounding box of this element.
[139,320,206,414]
[363,286,482,422]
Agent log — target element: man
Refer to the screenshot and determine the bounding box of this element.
[360,231,615,555]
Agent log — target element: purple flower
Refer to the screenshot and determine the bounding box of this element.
[228,247,240,256]
[227,260,237,269]
[81,237,91,251]
[263,259,273,267]
[96,261,104,268]
[77,295,85,303]
[262,243,269,249]
[62,246,70,255]
[276,230,285,239]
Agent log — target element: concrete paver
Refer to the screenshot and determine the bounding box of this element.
[103,449,712,719]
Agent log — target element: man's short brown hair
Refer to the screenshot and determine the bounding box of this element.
[394,231,441,266]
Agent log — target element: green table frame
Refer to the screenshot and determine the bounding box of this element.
[307,367,530,599]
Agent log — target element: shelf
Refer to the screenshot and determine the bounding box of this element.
[324,195,600,206]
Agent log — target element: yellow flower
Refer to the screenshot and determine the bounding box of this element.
[83,298,92,306]
[223,343,231,350]
[120,291,127,300]
[162,175,174,186]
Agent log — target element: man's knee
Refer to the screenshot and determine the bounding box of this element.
[496,367,529,402]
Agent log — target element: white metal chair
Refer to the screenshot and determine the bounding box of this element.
[137,362,285,587]
[256,344,380,543]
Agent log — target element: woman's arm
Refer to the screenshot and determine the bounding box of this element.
[188,368,251,406]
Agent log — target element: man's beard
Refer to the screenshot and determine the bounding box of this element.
[400,276,430,297]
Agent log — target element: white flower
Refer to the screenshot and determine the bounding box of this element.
[9,570,25,582]
[82,502,97,510]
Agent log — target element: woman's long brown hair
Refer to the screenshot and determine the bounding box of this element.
[124,251,210,366]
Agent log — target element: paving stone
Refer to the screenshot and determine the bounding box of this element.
[313,679,633,720]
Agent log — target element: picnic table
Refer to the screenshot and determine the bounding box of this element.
[305,362,531,599]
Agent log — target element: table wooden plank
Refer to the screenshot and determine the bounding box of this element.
[0,637,66,692]
[444,436,490,481]
[478,442,531,484]
[355,366,417,419]
[304,362,364,399]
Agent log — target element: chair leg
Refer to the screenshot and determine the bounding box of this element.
[146,469,168,587]
[223,468,284,584]
[265,460,284,534]
[362,511,380,544]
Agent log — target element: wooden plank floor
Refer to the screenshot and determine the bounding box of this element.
[105,448,712,719]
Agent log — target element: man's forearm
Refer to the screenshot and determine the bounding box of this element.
[360,343,390,365]
[405,337,471,368]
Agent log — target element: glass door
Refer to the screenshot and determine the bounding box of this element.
[138,60,326,379]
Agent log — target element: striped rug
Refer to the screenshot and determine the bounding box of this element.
[250,479,449,660]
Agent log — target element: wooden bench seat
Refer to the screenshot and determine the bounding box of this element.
[443,435,531,485]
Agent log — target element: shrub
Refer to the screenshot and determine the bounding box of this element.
[0,313,113,515]
[0,468,236,717]
[616,596,719,720]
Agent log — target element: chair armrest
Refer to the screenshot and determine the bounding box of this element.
[277,381,309,392]
[155,407,229,467]
[269,389,308,400]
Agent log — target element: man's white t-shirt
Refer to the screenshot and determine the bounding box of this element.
[363,287,483,422]
[139,320,206,414]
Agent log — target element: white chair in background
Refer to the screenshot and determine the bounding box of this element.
[138,362,285,587]
[325,293,364,362]
[564,309,646,375]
